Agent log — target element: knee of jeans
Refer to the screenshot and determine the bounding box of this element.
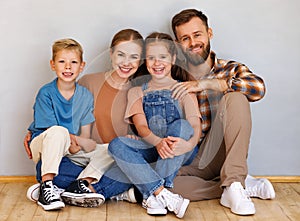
[46,126,69,139]
[108,137,123,156]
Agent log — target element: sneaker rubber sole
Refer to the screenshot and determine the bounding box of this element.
[176,198,190,219]
[220,195,255,215]
[37,200,65,211]
[26,183,40,202]
[147,207,167,215]
[61,192,105,207]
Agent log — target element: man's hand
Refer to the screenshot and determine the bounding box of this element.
[171,81,201,99]
[24,131,32,159]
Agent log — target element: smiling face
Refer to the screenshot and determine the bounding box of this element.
[110,40,143,80]
[175,16,212,66]
[146,42,175,80]
[50,49,85,83]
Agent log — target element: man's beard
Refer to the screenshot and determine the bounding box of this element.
[183,41,210,66]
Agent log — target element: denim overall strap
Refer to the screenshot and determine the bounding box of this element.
[142,85,183,138]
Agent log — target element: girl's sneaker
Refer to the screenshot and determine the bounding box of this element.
[143,195,167,215]
[155,188,190,218]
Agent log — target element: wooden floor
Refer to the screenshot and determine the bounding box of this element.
[0,182,299,221]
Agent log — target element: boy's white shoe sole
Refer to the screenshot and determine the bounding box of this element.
[26,183,40,202]
[61,192,105,207]
[37,200,65,211]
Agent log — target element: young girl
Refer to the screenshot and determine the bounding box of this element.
[108,32,202,218]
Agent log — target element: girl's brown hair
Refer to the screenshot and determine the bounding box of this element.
[110,29,144,52]
[144,32,192,82]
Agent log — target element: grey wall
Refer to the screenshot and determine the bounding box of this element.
[0,0,299,176]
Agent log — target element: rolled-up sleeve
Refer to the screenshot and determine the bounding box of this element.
[224,63,266,102]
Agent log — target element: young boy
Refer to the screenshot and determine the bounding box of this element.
[28,38,105,211]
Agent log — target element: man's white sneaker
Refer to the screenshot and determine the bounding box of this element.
[220,182,255,215]
[245,175,275,200]
[26,183,65,202]
[156,188,190,218]
[110,187,137,203]
[143,195,167,215]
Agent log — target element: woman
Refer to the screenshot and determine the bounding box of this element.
[92,32,201,219]
[24,28,145,206]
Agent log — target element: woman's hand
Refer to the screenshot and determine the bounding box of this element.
[171,81,201,99]
[156,138,175,159]
[24,131,32,159]
[126,134,140,140]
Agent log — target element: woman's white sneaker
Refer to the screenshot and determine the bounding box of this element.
[110,187,137,203]
[220,182,255,215]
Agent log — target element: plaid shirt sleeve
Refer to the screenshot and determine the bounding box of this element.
[216,60,266,102]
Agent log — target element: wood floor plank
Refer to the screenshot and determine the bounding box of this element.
[0,182,299,221]
[273,183,300,221]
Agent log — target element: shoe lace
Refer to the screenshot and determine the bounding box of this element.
[79,180,92,193]
[238,186,252,200]
[245,182,260,197]
[43,183,60,202]
[111,192,128,201]
[53,185,65,195]
[157,190,181,212]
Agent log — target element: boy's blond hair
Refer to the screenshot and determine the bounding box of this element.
[52,38,83,61]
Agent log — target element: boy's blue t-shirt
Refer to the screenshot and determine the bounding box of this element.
[28,78,95,141]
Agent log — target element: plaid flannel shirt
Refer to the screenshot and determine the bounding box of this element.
[197,51,266,142]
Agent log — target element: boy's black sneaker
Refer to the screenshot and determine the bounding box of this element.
[61,179,105,207]
[38,180,65,211]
